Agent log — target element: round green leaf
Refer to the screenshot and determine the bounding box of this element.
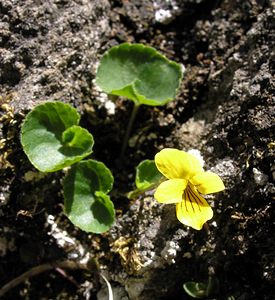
[136,159,163,190]
[96,43,182,106]
[21,101,94,172]
[63,159,115,233]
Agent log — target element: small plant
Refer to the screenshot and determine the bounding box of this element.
[183,276,219,299]
[153,148,225,230]
[184,281,208,299]
[12,42,228,300]
[20,101,114,233]
[128,159,164,199]
[95,43,182,157]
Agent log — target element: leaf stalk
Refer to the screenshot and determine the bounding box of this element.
[120,103,140,159]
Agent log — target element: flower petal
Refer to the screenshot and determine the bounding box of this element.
[155,148,203,180]
[190,171,225,194]
[176,185,213,230]
[154,179,187,204]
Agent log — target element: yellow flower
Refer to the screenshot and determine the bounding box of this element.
[154,148,225,230]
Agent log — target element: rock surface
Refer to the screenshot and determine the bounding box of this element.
[0,0,274,299]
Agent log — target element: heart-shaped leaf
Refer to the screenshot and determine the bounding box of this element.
[128,159,164,199]
[21,101,94,172]
[96,43,182,106]
[63,160,115,233]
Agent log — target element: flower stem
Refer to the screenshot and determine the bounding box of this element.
[120,103,140,160]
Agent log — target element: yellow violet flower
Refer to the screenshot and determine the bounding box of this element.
[154,148,225,230]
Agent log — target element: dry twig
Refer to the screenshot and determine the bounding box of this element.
[0,260,88,298]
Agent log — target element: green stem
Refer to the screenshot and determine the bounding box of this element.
[120,103,140,159]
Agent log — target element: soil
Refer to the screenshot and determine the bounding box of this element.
[0,0,274,300]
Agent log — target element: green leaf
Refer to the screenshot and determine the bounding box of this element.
[128,160,163,199]
[183,282,207,299]
[96,43,182,106]
[63,159,115,233]
[21,101,94,172]
[136,160,163,190]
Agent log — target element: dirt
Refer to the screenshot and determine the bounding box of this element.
[0,0,274,299]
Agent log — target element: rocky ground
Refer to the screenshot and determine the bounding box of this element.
[0,0,274,299]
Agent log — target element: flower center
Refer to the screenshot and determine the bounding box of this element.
[182,184,204,213]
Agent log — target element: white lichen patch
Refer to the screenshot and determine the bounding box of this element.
[92,78,116,115]
[0,184,10,207]
[153,1,182,24]
[154,9,173,24]
[161,240,181,264]
[46,214,90,264]
[253,167,269,186]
